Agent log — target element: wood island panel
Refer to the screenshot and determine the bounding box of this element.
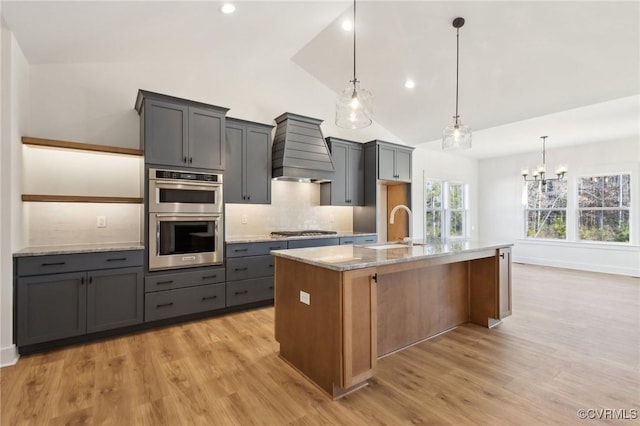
[377,261,469,357]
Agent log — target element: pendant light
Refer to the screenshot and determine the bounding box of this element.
[336,0,372,129]
[521,136,568,185]
[442,17,472,150]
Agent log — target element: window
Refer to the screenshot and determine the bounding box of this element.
[425,180,443,240]
[424,179,467,240]
[577,174,630,243]
[524,180,567,239]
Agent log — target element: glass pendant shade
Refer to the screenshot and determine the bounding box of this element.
[442,120,472,150]
[336,80,372,129]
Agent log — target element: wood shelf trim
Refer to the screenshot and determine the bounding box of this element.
[22,195,143,204]
[22,137,143,157]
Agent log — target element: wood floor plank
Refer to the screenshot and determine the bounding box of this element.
[1,264,638,425]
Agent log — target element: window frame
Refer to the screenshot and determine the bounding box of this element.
[424,178,468,240]
[523,179,568,241]
[576,173,631,244]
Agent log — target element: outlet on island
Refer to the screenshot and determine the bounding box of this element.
[241,214,248,224]
[96,216,107,228]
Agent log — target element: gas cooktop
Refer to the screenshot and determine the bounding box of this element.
[270,230,338,237]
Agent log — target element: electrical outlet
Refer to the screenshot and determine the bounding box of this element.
[96,216,107,228]
[241,214,248,224]
[300,291,310,305]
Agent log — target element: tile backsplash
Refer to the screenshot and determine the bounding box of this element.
[225,181,352,237]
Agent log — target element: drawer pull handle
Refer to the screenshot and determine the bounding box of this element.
[268,286,274,290]
[269,264,273,268]
[156,302,174,308]
[234,248,248,252]
[343,240,353,244]
[234,267,248,272]
[269,246,281,250]
[235,290,249,296]
[157,280,174,285]
[107,257,127,262]
[202,295,217,301]
[202,275,217,279]
[42,262,65,266]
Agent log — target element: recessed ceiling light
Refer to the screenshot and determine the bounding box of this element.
[342,20,353,31]
[404,80,416,89]
[220,3,236,14]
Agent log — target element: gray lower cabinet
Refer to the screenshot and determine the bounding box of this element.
[339,235,378,245]
[287,238,340,249]
[225,241,287,306]
[320,138,364,206]
[144,267,226,322]
[225,118,273,204]
[15,250,144,347]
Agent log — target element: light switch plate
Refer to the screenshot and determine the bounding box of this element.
[300,291,310,305]
[96,216,106,228]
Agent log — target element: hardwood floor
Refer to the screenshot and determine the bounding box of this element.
[2,264,638,425]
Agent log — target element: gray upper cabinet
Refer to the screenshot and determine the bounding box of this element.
[224,118,273,204]
[136,90,229,170]
[320,138,364,206]
[375,141,414,183]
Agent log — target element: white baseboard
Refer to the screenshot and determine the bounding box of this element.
[0,344,19,367]
[513,256,640,277]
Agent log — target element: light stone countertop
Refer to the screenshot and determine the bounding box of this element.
[271,240,513,272]
[224,232,377,244]
[13,242,144,257]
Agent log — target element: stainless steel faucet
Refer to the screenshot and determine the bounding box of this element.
[389,204,413,246]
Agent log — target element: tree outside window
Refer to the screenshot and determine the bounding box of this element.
[578,174,630,243]
[425,179,442,240]
[524,180,567,239]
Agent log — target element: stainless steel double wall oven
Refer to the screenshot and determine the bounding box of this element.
[148,168,224,270]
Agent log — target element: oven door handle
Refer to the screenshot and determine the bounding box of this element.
[153,213,222,220]
[154,180,221,189]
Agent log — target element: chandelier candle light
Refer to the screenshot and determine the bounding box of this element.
[442,17,472,150]
[521,136,568,185]
[336,0,372,129]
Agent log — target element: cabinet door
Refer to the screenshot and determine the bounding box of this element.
[330,142,348,205]
[144,99,188,167]
[498,247,512,319]
[87,267,143,333]
[347,143,364,205]
[17,272,87,346]
[189,106,225,170]
[224,123,246,203]
[378,145,396,181]
[395,148,412,183]
[245,126,272,204]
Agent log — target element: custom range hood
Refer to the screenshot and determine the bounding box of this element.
[272,112,335,183]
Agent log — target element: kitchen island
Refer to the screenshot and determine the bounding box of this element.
[272,240,513,399]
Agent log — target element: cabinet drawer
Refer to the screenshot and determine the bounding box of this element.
[145,267,225,292]
[226,255,274,281]
[340,235,378,245]
[226,277,274,307]
[16,250,143,277]
[144,283,226,322]
[287,238,340,249]
[226,241,287,258]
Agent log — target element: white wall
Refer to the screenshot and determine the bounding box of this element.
[1,20,28,367]
[411,146,480,242]
[479,137,640,277]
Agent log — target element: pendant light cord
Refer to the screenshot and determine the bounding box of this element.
[353,0,357,83]
[454,26,460,124]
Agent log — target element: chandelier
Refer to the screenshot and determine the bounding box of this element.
[521,136,568,185]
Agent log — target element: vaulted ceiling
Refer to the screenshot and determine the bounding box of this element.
[2,1,639,158]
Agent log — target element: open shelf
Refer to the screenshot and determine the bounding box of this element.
[22,195,143,204]
[22,137,143,157]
